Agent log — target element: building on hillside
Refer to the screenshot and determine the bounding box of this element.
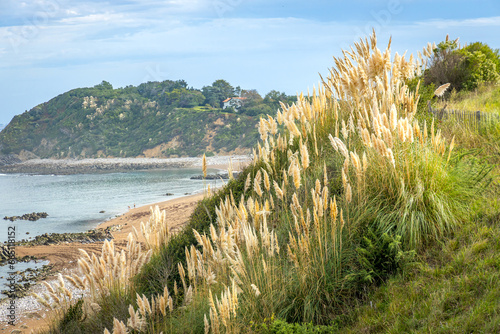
[222,97,247,110]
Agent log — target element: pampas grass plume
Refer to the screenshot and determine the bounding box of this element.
[434,83,450,97]
[202,153,207,178]
[292,164,301,189]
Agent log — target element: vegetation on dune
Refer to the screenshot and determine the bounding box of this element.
[40,31,500,334]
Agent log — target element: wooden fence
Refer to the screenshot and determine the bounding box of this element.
[428,101,499,131]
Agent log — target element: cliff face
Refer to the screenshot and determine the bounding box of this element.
[0,82,260,160]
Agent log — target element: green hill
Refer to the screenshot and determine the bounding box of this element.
[0,80,294,159]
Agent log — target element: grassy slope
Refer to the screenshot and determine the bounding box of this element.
[46,38,500,334]
[341,197,500,333]
[48,113,500,334]
[251,114,500,334]
[437,85,500,114]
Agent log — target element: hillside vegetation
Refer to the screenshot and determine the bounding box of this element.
[39,32,500,333]
[437,84,500,114]
[0,80,295,159]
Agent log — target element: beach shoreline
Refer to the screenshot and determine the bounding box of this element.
[0,157,249,332]
[0,155,252,175]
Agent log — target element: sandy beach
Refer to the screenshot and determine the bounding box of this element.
[0,193,204,333]
[0,156,249,333]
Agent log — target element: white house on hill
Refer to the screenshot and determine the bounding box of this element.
[222,97,247,110]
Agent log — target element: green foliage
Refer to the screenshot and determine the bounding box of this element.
[239,89,296,116]
[465,42,500,69]
[252,316,336,333]
[239,103,274,116]
[59,300,85,332]
[424,37,500,93]
[163,88,205,108]
[406,77,435,123]
[202,79,237,108]
[264,90,296,108]
[355,229,416,285]
[460,49,500,90]
[94,80,113,90]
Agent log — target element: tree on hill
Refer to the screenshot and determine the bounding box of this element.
[163,88,205,108]
[463,42,500,69]
[94,80,113,90]
[459,44,500,90]
[264,90,297,111]
[241,89,263,105]
[424,36,500,92]
[137,80,188,100]
[202,79,236,108]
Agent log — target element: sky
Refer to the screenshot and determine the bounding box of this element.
[0,0,499,125]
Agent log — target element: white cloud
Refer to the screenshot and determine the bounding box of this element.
[416,16,500,29]
[58,12,125,24]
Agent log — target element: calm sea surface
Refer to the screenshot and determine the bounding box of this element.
[0,168,219,296]
[0,168,220,241]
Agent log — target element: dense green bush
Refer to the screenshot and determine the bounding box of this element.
[424,37,500,93]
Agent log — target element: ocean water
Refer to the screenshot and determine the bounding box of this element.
[0,168,223,242]
[0,168,222,297]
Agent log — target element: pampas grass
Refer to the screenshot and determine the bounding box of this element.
[182,30,474,329]
[434,83,451,97]
[134,205,172,251]
[50,31,486,333]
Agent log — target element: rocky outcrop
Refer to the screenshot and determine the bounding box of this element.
[1,264,52,299]
[18,228,113,246]
[0,154,21,166]
[0,244,14,262]
[0,155,251,175]
[0,157,196,175]
[3,212,48,222]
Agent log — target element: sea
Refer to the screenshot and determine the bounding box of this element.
[0,168,220,297]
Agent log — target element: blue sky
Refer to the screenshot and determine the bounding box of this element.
[0,0,499,125]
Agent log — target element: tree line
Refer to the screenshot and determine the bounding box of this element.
[100,78,298,116]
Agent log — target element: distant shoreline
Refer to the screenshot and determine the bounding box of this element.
[0,155,252,175]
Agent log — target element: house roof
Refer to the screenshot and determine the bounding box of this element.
[222,97,248,103]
